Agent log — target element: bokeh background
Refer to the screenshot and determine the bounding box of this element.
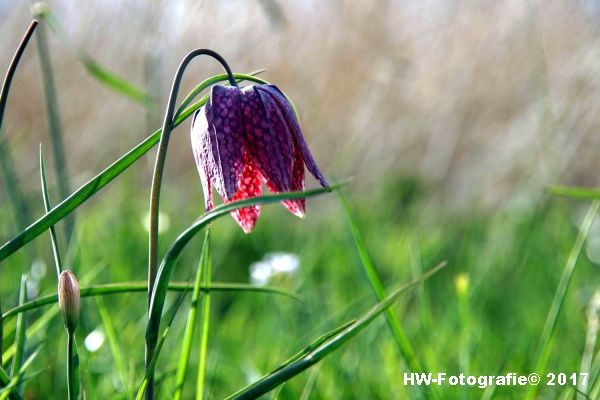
[2,0,600,398]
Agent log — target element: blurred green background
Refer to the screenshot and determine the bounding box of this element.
[2,0,600,398]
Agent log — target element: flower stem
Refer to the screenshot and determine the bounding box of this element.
[66,332,75,400]
[145,49,236,400]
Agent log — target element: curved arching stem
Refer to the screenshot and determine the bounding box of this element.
[0,19,38,132]
[145,49,237,400]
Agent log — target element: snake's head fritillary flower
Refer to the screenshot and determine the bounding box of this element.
[58,270,80,334]
[191,83,328,233]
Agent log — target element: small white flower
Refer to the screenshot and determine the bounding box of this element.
[84,328,105,352]
[250,252,299,286]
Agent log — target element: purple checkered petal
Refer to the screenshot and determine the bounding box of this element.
[190,105,214,210]
[205,85,245,201]
[241,86,294,193]
[258,85,329,188]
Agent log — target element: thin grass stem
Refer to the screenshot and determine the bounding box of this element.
[196,230,212,400]
[526,200,600,399]
[66,333,75,400]
[35,22,73,241]
[173,230,210,400]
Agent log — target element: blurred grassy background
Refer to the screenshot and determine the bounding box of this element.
[2,0,600,398]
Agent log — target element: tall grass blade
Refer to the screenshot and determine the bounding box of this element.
[226,262,447,400]
[3,281,301,320]
[0,298,2,366]
[9,276,26,395]
[0,73,268,262]
[196,230,212,400]
[2,305,56,363]
[0,348,39,400]
[173,231,210,400]
[337,192,424,373]
[39,147,62,277]
[135,292,188,400]
[35,23,73,240]
[145,182,347,365]
[526,200,600,399]
[0,365,21,400]
[95,297,128,390]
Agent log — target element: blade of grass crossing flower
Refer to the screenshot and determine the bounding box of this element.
[136,291,189,400]
[173,231,210,400]
[39,147,62,277]
[174,70,267,121]
[95,297,128,390]
[337,192,424,373]
[145,183,345,362]
[226,262,447,400]
[196,230,212,400]
[0,73,269,263]
[35,23,73,241]
[526,200,600,400]
[9,276,26,395]
[2,281,302,320]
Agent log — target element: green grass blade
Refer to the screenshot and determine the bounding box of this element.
[526,200,600,399]
[274,320,356,373]
[135,292,188,400]
[0,365,22,400]
[2,281,301,320]
[337,191,424,374]
[0,297,2,366]
[0,348,39,400]
[39,147,62,277]
[547,185,600,200]
[299,366,319,400]
[35,22,73,240]
[2,306,56,364]
[173,231,210,400]
[173,69,266,121]
[226,262,447,400]
[145,182,347,358]
[95,297,128,390]
[9,276,26,395]
[196,230,212,400]
[0,73,268,263]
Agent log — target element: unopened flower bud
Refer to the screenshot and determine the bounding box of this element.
[58,270,80,333]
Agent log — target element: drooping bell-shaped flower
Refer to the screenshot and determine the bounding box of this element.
[191,83,328,233]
